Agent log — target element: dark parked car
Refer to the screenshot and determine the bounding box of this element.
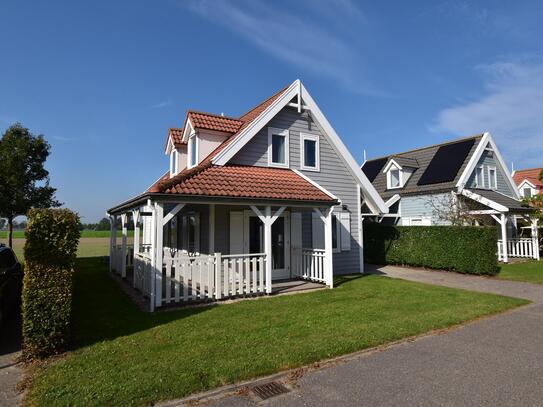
[0,244,23,330]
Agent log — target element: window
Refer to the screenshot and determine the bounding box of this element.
[300,133,320,171]
[170,150,178,176]
[181,212,200,254]
[387,167,401,189]
[488,167,497,190]
[524,187,532,198]
[268,128,289,167]
[331,214,341,253]
[475,166,485,188]
[188,134,198,168]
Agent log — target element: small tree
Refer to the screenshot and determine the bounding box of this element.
[0,123,61,247]
[426,193,493,226]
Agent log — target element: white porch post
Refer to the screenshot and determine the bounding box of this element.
[264,206,272,294]
[149,204,157,312]
[501,213,508,263]
[132,209,140,288]
[209,204,215,253]
[323,208,334,288]
[154,202,164,308]
[109,214,117,273]
[120,213,128,278]
[532,218,540,261]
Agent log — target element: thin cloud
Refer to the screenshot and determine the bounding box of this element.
[53,135,75,141]
[432,60,543,168]
[150,100,173,109]
[186,0,384,96]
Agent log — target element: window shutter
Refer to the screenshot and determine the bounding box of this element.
[340,212,351,251]
[311,212,324,249]
[229,211,244,254]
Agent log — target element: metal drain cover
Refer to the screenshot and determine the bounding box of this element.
[252,381,290,400]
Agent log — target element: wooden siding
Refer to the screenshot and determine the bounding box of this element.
[399,193,452,225]
[230,106,361,274]
[466,150,515,197]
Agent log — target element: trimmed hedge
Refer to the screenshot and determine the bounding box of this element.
[22,208,80,359]
[364,222,498,275]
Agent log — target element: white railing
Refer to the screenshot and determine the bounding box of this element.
[497,238,538,260]
[112,245,134,274]
[292,248,326,283]
[161,251,267,305]
[133,252,152,296]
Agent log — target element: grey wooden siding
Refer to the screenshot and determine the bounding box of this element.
[399,193,452,225]
[466,150,515,197]
[230,106,361,274]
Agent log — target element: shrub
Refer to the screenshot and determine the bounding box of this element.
[22,208,80,359]
[364,222,498,275]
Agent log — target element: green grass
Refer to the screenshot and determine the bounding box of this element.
[0,230,133,239]
[25,258,528,407]
[497,260,543,284]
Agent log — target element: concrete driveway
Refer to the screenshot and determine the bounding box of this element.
[185,265,543,407]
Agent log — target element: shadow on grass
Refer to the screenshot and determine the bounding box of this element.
[72,257,211,349]
[333,273,373,288]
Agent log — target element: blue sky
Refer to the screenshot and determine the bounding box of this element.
[1,0,542,222]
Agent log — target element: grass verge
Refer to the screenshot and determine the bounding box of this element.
[25,258,528,406]
[497,260,543,285]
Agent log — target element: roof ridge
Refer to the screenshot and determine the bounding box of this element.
[364,134,483,163]
[514,167,543,172]
[187,110,243,122]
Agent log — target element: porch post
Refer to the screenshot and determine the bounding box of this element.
[154,202,164,308]
[132,209,140,255]
[323,208,334,288]
[209,204,215,253]
[149,204,157,312]
[120,213,128,278]
[532,218,540,261]
[264,206,272,294]
[109,214,117,273]
[501,213,508,263]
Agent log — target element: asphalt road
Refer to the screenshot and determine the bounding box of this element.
[201,265,543,407]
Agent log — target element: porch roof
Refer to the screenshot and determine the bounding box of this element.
[464,188,534,213]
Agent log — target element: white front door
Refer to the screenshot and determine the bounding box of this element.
[244,211,290,281]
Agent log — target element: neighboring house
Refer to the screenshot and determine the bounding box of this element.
[107,80,387,311]
[512,167,543,199]
[361,133,539,262]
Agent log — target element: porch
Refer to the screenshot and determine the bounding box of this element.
[108,199,339,311]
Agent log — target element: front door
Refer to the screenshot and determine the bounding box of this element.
[244,211,290,280]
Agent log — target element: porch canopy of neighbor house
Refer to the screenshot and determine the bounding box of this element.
[461,188,539,262]
[107,164,340,311]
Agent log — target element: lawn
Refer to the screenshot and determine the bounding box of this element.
[25,258,528,407]
[497,260,543,284]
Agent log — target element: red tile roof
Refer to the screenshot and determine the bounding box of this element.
[149,165,336,202]
[188,111,243,134]
[513,167,543,191]
[167,128,185,148]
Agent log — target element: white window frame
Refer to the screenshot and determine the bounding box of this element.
[181,211,200,254]
[332,213,341,253]
[188,134,198,169]
[300,133,320,171]
[403,217,431,226]
[170,149,178,177]
[475,166,485,188]
[523,187,532,198]
[487,166,497,190]
[387,166,402,190]
[267,127,289,168]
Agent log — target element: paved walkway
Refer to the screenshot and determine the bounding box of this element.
[0,314,22,407]
[181,265,543,407]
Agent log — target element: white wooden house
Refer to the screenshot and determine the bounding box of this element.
[107,80,387,311]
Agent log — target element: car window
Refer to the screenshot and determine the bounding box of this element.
[0,250,16,268]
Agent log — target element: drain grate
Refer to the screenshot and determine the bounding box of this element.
[251,381,290,400]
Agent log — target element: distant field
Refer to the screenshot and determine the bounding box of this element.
[0,230,134,239]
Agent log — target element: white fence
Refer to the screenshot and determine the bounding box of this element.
[498,238,539,261]
[112,245,134,274]
[133,252,152,296]
[160,251,267,305]
[292,248,327,283]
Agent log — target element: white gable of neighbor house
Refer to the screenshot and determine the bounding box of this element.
[211,80,387,215]
[518,179,538,197]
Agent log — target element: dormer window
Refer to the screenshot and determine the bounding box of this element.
[388,167,401,189]
[268,127,289,168]
[170,150,178,176]
[188,134,198,168]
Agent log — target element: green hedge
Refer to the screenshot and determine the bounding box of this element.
[364,222,498,275]
[22,208,80,359]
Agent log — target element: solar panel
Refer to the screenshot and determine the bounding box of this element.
[362,158,388,182]
[417,139,476,185]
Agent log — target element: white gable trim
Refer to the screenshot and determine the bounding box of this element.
[519,179,537,189]
[382,158,402,173]
[292,169,340,202]
[461,189,509,212]
[456,132,520,199]
[385,194,401,207]
[212,80,388,214]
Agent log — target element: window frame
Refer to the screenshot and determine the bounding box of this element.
[267,127,289,168]
[475,166,485,188]
[181,211,200,254]
[487,166,497,190]
[331,213,341,253]
[300,133,320,172]
[523,187,532,198]
[387,166,402,189]
[170,149,178,177]
[188,134,198,169]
